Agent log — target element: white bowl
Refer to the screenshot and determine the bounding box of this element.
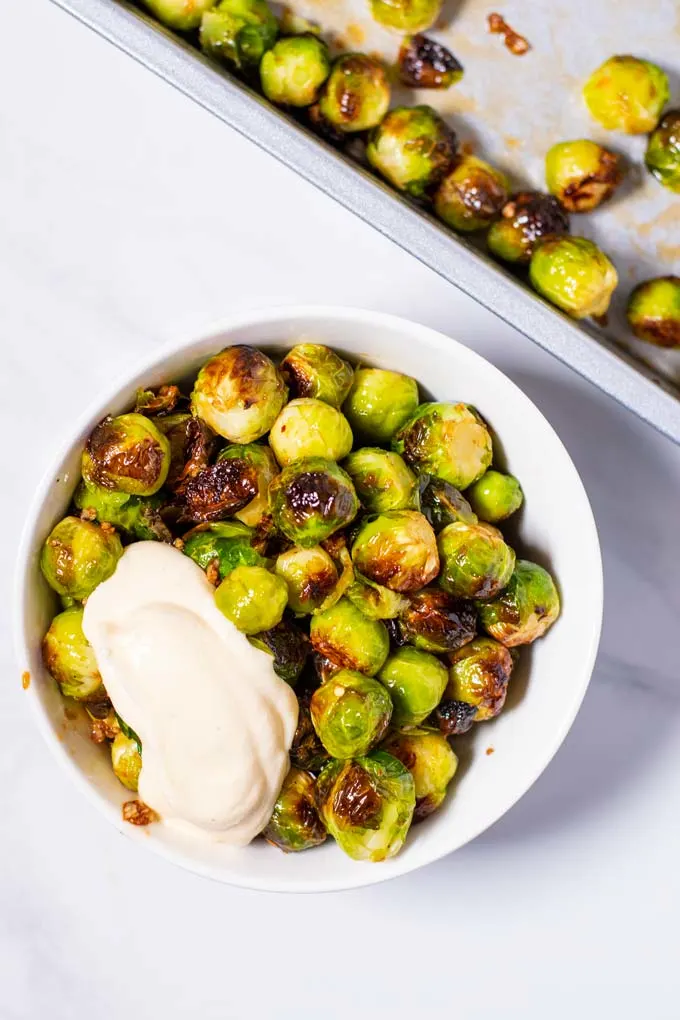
[14,306,602,893]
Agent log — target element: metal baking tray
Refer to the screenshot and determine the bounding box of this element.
[51,0,680,443]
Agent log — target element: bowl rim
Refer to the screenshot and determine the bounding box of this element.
[13,304,603,893]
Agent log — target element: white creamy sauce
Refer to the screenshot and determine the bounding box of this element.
[82,542,298,846]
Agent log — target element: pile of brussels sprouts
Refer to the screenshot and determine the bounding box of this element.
[40,341,561,862]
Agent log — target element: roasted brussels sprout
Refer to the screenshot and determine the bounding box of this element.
[260,35,331,107]
[82,413,171,497]
[111,732,142,792]
[487,191,569,265]
[157,413,215,494]
[42,607,103,701]
[269,398,353,466]
[279,343,354,407]
[626,276,680,348]
[438,520,515,600]
[377,646,447,727]
[310,669,392,757]
[199,0,277,72]
[134,383,180,415]
[381,728,458,821]
[183,520,264,578]
[316,751,415,862]
[366,106,457,198]
[398,33,463,89]
[74,483,171,542]
[40,516,123,600]
[583,55,669,135]
[343,448,417,513]
[529,236,618,319]
[262,767,326,851]
[478,559,560,647]
[431,696,477,736]
[318,54,390,133]
[140,0,216,31]
[434,155,509,232]
[346,572,406,620]
[217,444,278,526]
[645,110,680,193]
[275,545,339,613]
[351,510,439,593]
[181,459,258,523]
[191,346,287,443]
[447,636,513,720]
[393,402,492,490]
[214,564,288,634]
[418,474,477,531]
[290,696,331,772]
[310,597,389,676]
[343,367,419,443]
[466,470,523,523]
[369,0,441,34]
[398,586,476,653]
[545,140,622,213]
[249,619,309,685]
[269,457,358,547]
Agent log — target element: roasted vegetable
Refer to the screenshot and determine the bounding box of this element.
[82,414,171,496]
[40,516,122,600]
[157,413,215,494]
[318,54,391,133]
[466,470,523,523]
[310,668,392,757]
[529,236,618,319]
[583,55,669,134]
[418,474,477,531]
[275,544,339,614]
[343,448,417,514]
[268,457,358,547]
[434,155,509,232]
[346,572,406,620]
[377,646,447,726]
[42,606,104,702]
[214,564,288,633]
[393,402,492,490]
[269,398,353,466]
[381,728,457,821]
[183,520,263,578]
[310,597,390,676]
[140,0,216,31]
[369,0,441,34]
[279,343,354,407]
[181,459,258,523]
[478,559,560,647]
[438,520,515,599]
[199,0,277,72]
[545,140,623,213]
[343,367,419,443]
[626,276,680,348]
[74,483,171,542]
[351,510,439,593]
[191,346,287,442]
[398,34,463,89]
[262,767,327,851]
[217,443,279,526]
[487,191,569,264]
[111,732,143,792]
[249,618,309,685]
[446,636,514,721]
[645,110,680,193]
[398,586,476,653]
[260,34,331,107]
[366,106,457,198]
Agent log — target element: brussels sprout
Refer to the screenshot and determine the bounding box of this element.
[466,470,523,523]
[310,597,389,676]
[156,413,215,494]
[398,586,476,653]
[290,696,331,772]
[478,559,560,647]
[583,55,669,135]
[393,402,492,490]
[487,191,570,265]
[318,54,391,133]
[199,0,277,72]
[381,728,458,820]
[134,383,181,415]
[191,346,287,443]
[82,414,171,497]
[181,459,259,523]
[260,35,331,107]
[279,343,354,407]
[343,367,419,443]
[369,0,441,34]
[269,457,358,547]
[434,155,509,233]
[418,474,477,531]
[529,236,618,319]
[214,565,288,634]
[351,510,439,593]
[217,443,279,526]
[398,33,463,89]
[183,520,264,578]
[111,732,142,792]
[626,276,680,349]
[42,607,104,701]
[249,619,309,685]
[545,140,623,213]
[447,636,513,720]
[377,646,447,727]
[275,545,339,614]
[346,572,407,620]
[74,482,172,542]
[316,751,415,862]
[310,669,392,757]
[140,0,216,31]
[40,516,123,600]
[437,520,515,600]
[343,448,417,514]
[366,106,458,198]
[263,767,326,852]
[645,110,680,193]
[431,697,477,736]
[269,398,353,467]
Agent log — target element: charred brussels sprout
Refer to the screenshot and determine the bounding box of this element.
[645,110,680,193]
[466,470,523,523]
[583,56,669,135]
[381,728,457,821]
[74,483,171,543]
[157,413,214,494]
[318,54,390,135]
[181,459,258,523]
[377,646,447,727]
[275,545,339,614]
[398,587,476,653]
[111,732,142,792]
[351,510,439,593]
[191,346,287,442]
[82,413,171,496]
[545,140,623,213]
[529,236,618,319]
[438,520,515,600]
[279,343,354,407]
[42,607,103,701]
[260,35,331,107]
[269,398,353,466]
[343,367,419,443]
[141,0,216,31]
[346,572,406,620]
[290,697,331,772]
[40,516,122,600]
[316,752,415,862]
[478,559,560,647]
[343,448,417,513]
[310,669,392,757]
[217,443,278,526]
[369,0,441,34]
[249,619,309,685]
[214,565,288,634]
[432,697,477,736]
[366,106,457,198]
[393,402,492,490]
[310,597,389,676]
[263,767,326,851]
[199,0,277,72]
[418,474,477,531]
[447,636,513,720]
[269,457,358,547]
[398,34,463,89]
[183,520,264,578]
[487,191,569,264]
[134,383,180,415]
[434,155,509,232]
[626,276,680,348]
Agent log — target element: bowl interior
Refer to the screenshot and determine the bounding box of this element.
[16,307,602,893]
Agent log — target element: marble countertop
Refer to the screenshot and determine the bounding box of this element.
[2,2,680,1017]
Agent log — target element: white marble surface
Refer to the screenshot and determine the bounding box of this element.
[2,2,680,1017]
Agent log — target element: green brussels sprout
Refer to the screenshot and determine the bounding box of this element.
[583,55,669,135]
[73,482,172,543]
[199,0,277,72]
[316,751,415,861]
[366,106,458,198]
[343,448,417,514]
[42,607,104,701]
[393,402,492,490]
[487,191,570,265]
[351,510,439,593]
[318,54,391,133]
[262,767,326,852]
[545,140,623,213]
[269,398,353,466]
[437,520,515,600]
[343,367,419,443]
[377,646,447,727]
[260,35,331,107]
[418,474,477,531]
[191,346,287,443]
[346,572,407,620]
[82,414,171,497]
[447,636,513,720]
[275,545,339,614]
[310,669,392,757]
[140,0,216,31]
[398,33,463,89]
[434,155,509,232]
[466,470,523,522]
[111,732,142,792]
[290,695,331,773]
[398,586,476,653]
[156,413,215,494]
[268,457,358,547]
[369,0,441,34]
[214,564,288,634]
[249,619,309,685]
[381,728,458,821]
[478,559,560,647]
[645,110,680,193]
[40,516,123,600]
[183,520,264,579]
[217,444,279,526]
[529,236,618,319]
[626,276,680,349]
[279,343,354,407]
[310,597,389,676]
